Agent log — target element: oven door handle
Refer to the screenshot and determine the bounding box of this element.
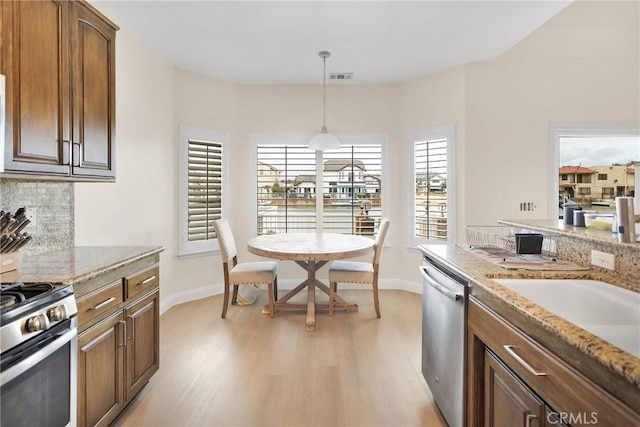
[421,267,463,302]
[1,328,77,386]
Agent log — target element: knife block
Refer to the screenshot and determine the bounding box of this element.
[0,251,20,273]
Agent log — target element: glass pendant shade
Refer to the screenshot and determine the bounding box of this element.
[309,126,341,151]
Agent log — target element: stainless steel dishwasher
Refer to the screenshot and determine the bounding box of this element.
[421,254,468,427]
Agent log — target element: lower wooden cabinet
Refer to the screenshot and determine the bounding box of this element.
[468,297,640,427]
[484,349,545,427]
[78,312,125,427]
[76,258,160,427]
[124,290,159,402]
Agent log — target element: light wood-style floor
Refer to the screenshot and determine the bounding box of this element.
[113,289,447,427]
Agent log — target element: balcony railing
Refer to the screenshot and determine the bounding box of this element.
[257,209,379,235]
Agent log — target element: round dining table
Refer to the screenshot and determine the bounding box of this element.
[247,232,375,331]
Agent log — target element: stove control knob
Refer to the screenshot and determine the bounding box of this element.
[48,305,67,322]
[25,314,50,332]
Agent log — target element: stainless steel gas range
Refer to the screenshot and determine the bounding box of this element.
[0,282,78,427]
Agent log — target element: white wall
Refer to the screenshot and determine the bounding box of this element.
[74,28,177,294]
[463,0,639,226]
[74,0,639,311]
[169,70,239,304]
[400,65,467,246]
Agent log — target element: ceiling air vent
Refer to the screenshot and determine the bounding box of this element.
[329,73,354,81]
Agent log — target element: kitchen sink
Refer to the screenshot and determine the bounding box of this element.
[492,279,640,358]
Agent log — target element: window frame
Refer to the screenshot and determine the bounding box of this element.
[548,123,640,219]
[249,132,388,237]
[408,124,456,247]
[178,125,229,257]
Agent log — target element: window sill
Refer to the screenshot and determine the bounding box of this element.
[177,249,220,260]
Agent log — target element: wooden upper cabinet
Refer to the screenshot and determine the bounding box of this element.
[70,1,116,179]
[2,0,71,175]
[1,0,117,181]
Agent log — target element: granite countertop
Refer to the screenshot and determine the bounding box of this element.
[419,243,640,399]
[0,246,165,285]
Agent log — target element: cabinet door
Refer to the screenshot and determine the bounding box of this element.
[70,1,116,179]
[124,290,159,402]
[1,0,71,175]
[78,311,126,427]
[484,350,546,427]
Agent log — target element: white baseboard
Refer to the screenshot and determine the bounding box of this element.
[159,279,422,315]
[159,283,223,314]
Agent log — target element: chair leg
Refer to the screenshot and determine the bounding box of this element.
[232,284,239,305]
[268,282,275,318]
[221,284,230,318]
[329,281,336,316]
[274,277,278,302]
[373,278,381,318]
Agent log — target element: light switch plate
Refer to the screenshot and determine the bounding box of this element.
[591,250,615,270]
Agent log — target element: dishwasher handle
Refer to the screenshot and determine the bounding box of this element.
[421,267,463,302]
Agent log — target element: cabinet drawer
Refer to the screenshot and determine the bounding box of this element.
[124,265,159,300]
[77,280,123,329]
[469,299,639,426]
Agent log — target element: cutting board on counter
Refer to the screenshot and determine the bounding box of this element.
[471,250,589,271]
[495,257,589,271]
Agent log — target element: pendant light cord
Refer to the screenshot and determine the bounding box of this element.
[322,54,327,131]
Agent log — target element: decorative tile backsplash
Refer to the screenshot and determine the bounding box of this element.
[0,179,74,256]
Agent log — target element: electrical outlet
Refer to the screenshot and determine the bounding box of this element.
[519,201,537,212]
[591,250,615,270]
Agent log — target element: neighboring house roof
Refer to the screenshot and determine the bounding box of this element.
[559,166,597,174]
[363,174,381,182]
[324,159,365,172]
[416,172,445,179]
[294,175,316,186]
[258,161,280,172]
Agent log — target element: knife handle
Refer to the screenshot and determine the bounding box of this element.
[14,219,31,234]
[12,235,32,252]
[0,238,11,252]
[4,237,21,253]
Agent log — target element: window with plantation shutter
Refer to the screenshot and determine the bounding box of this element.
[187,140,222,241]
[253,133,386,236]
[411,126,455,245]
[257,144,317,234]
[321,144,382,235]
[179,126,228,256]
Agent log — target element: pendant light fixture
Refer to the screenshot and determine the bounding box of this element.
[308,51,341,151]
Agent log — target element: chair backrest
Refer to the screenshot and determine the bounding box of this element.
[212,219,237,263]
[373,217,390,265]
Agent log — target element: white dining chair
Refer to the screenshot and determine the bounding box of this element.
[212,219,277,318]
[328,217,390,318]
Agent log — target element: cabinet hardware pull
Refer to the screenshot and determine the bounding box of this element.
[503,345,547,376]
[62,140,71,165]
[525,414,537,427]
[117,320,126,348]
[89,296,116,310]
[72,142,81,167]
[127,315,135,341]
[138,275,156,286]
